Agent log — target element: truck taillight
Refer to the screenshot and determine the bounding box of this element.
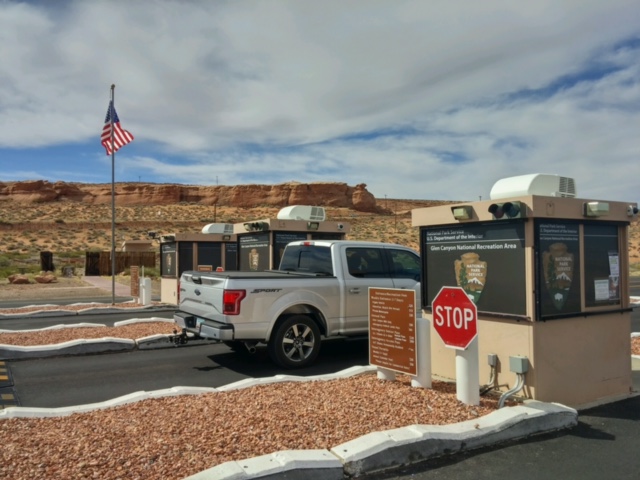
[223,289,246,315]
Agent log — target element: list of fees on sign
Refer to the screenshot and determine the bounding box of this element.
[368,287,417,375]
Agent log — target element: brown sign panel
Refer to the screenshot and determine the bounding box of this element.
[368,287,417,375]
[130,266,139,297]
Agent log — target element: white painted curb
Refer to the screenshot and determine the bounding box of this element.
[0,318,179,359]
[0,303,171,318]
[331,401,577,477]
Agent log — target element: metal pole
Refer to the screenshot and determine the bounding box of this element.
[110,84,116,305]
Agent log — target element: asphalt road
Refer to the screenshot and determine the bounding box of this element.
[0,308,175,330]
[367,395,640,480]
[7,337,371,408]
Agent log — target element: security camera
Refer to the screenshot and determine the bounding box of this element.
[337,223,344,230]
[627,205,639,217]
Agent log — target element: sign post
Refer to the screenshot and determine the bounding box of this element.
[432,286,479,405]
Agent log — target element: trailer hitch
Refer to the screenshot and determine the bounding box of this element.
[171,328,189,346]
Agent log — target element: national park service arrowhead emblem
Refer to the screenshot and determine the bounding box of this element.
[454,252,486,303]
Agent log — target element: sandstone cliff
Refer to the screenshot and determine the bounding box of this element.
[0,180,380,212]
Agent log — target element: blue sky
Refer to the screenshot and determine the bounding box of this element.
[1,0,639,202]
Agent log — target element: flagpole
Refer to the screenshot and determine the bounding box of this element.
[110,84,116,305]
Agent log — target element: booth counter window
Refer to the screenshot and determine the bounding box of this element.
[535,220,622,320]
[536,220,582,319]
[161,242,177,278]
[583,224,620,308]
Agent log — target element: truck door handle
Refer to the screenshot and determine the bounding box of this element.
[349,288,361,294]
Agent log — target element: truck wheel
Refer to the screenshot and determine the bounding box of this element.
[268,315,321,369]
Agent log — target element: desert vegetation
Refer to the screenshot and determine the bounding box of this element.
[0,197,638,279]
[0,198,435,278]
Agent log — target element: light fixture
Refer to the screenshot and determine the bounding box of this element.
[451,206,473,220]
[488,201,523,219]
[307,221,319,231]
[626,205,639,217]
[243,221,269,232]
[583,201,609,217]
[222,235,231,241]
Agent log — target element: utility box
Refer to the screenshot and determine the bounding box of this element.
[413,175,637,407]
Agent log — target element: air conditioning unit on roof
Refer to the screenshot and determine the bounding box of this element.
[490,174,576,200]
[201,223,234,234]
[277,205,326,221]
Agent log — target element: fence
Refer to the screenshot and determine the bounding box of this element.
[85,252,157,276]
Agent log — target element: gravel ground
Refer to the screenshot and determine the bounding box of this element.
[0,374,503,480]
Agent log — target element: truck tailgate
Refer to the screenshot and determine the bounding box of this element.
[178,272,226,320]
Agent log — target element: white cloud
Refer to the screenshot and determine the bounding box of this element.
[0,0,638,201]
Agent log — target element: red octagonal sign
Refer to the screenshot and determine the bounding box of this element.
[432,286,477,350]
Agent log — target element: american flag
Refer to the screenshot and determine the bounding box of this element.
[101,101,134,155]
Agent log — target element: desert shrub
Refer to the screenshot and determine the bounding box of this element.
[123,266,160,278]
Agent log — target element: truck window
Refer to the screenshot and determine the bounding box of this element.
[279,245,334,275]
[347,248,386,278]
[388,249,421,281]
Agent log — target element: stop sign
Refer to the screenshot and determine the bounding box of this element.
[432,286,477,350]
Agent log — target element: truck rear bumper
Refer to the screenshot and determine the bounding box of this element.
[174,311,234,341]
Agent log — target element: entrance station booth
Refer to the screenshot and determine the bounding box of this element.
[160,208,350,304]
[235,206,350,272]
[412,174,638,407]
[160,224,238,304]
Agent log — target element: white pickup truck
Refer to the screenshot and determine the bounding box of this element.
[174,240,421,368]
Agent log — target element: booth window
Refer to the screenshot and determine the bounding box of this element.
[197,242,222,272]
[584,224,620,308]
[536,220,622,319]
[178,242,194,277]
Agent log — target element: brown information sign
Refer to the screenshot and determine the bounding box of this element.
[130,266,139,297]
[368,287,417,375]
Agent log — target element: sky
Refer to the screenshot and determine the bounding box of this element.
[0,0,639,202]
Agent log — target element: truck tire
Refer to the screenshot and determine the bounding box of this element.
[268,315,321,369]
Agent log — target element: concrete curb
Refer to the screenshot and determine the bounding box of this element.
[0,302,174,318]
[0,318,183,360]
[0,385,216,418]
[0,364,578,479]
[189,401,577,480]
[0,337,137,359]
[330,401,577,478]
[186,450,344,480]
